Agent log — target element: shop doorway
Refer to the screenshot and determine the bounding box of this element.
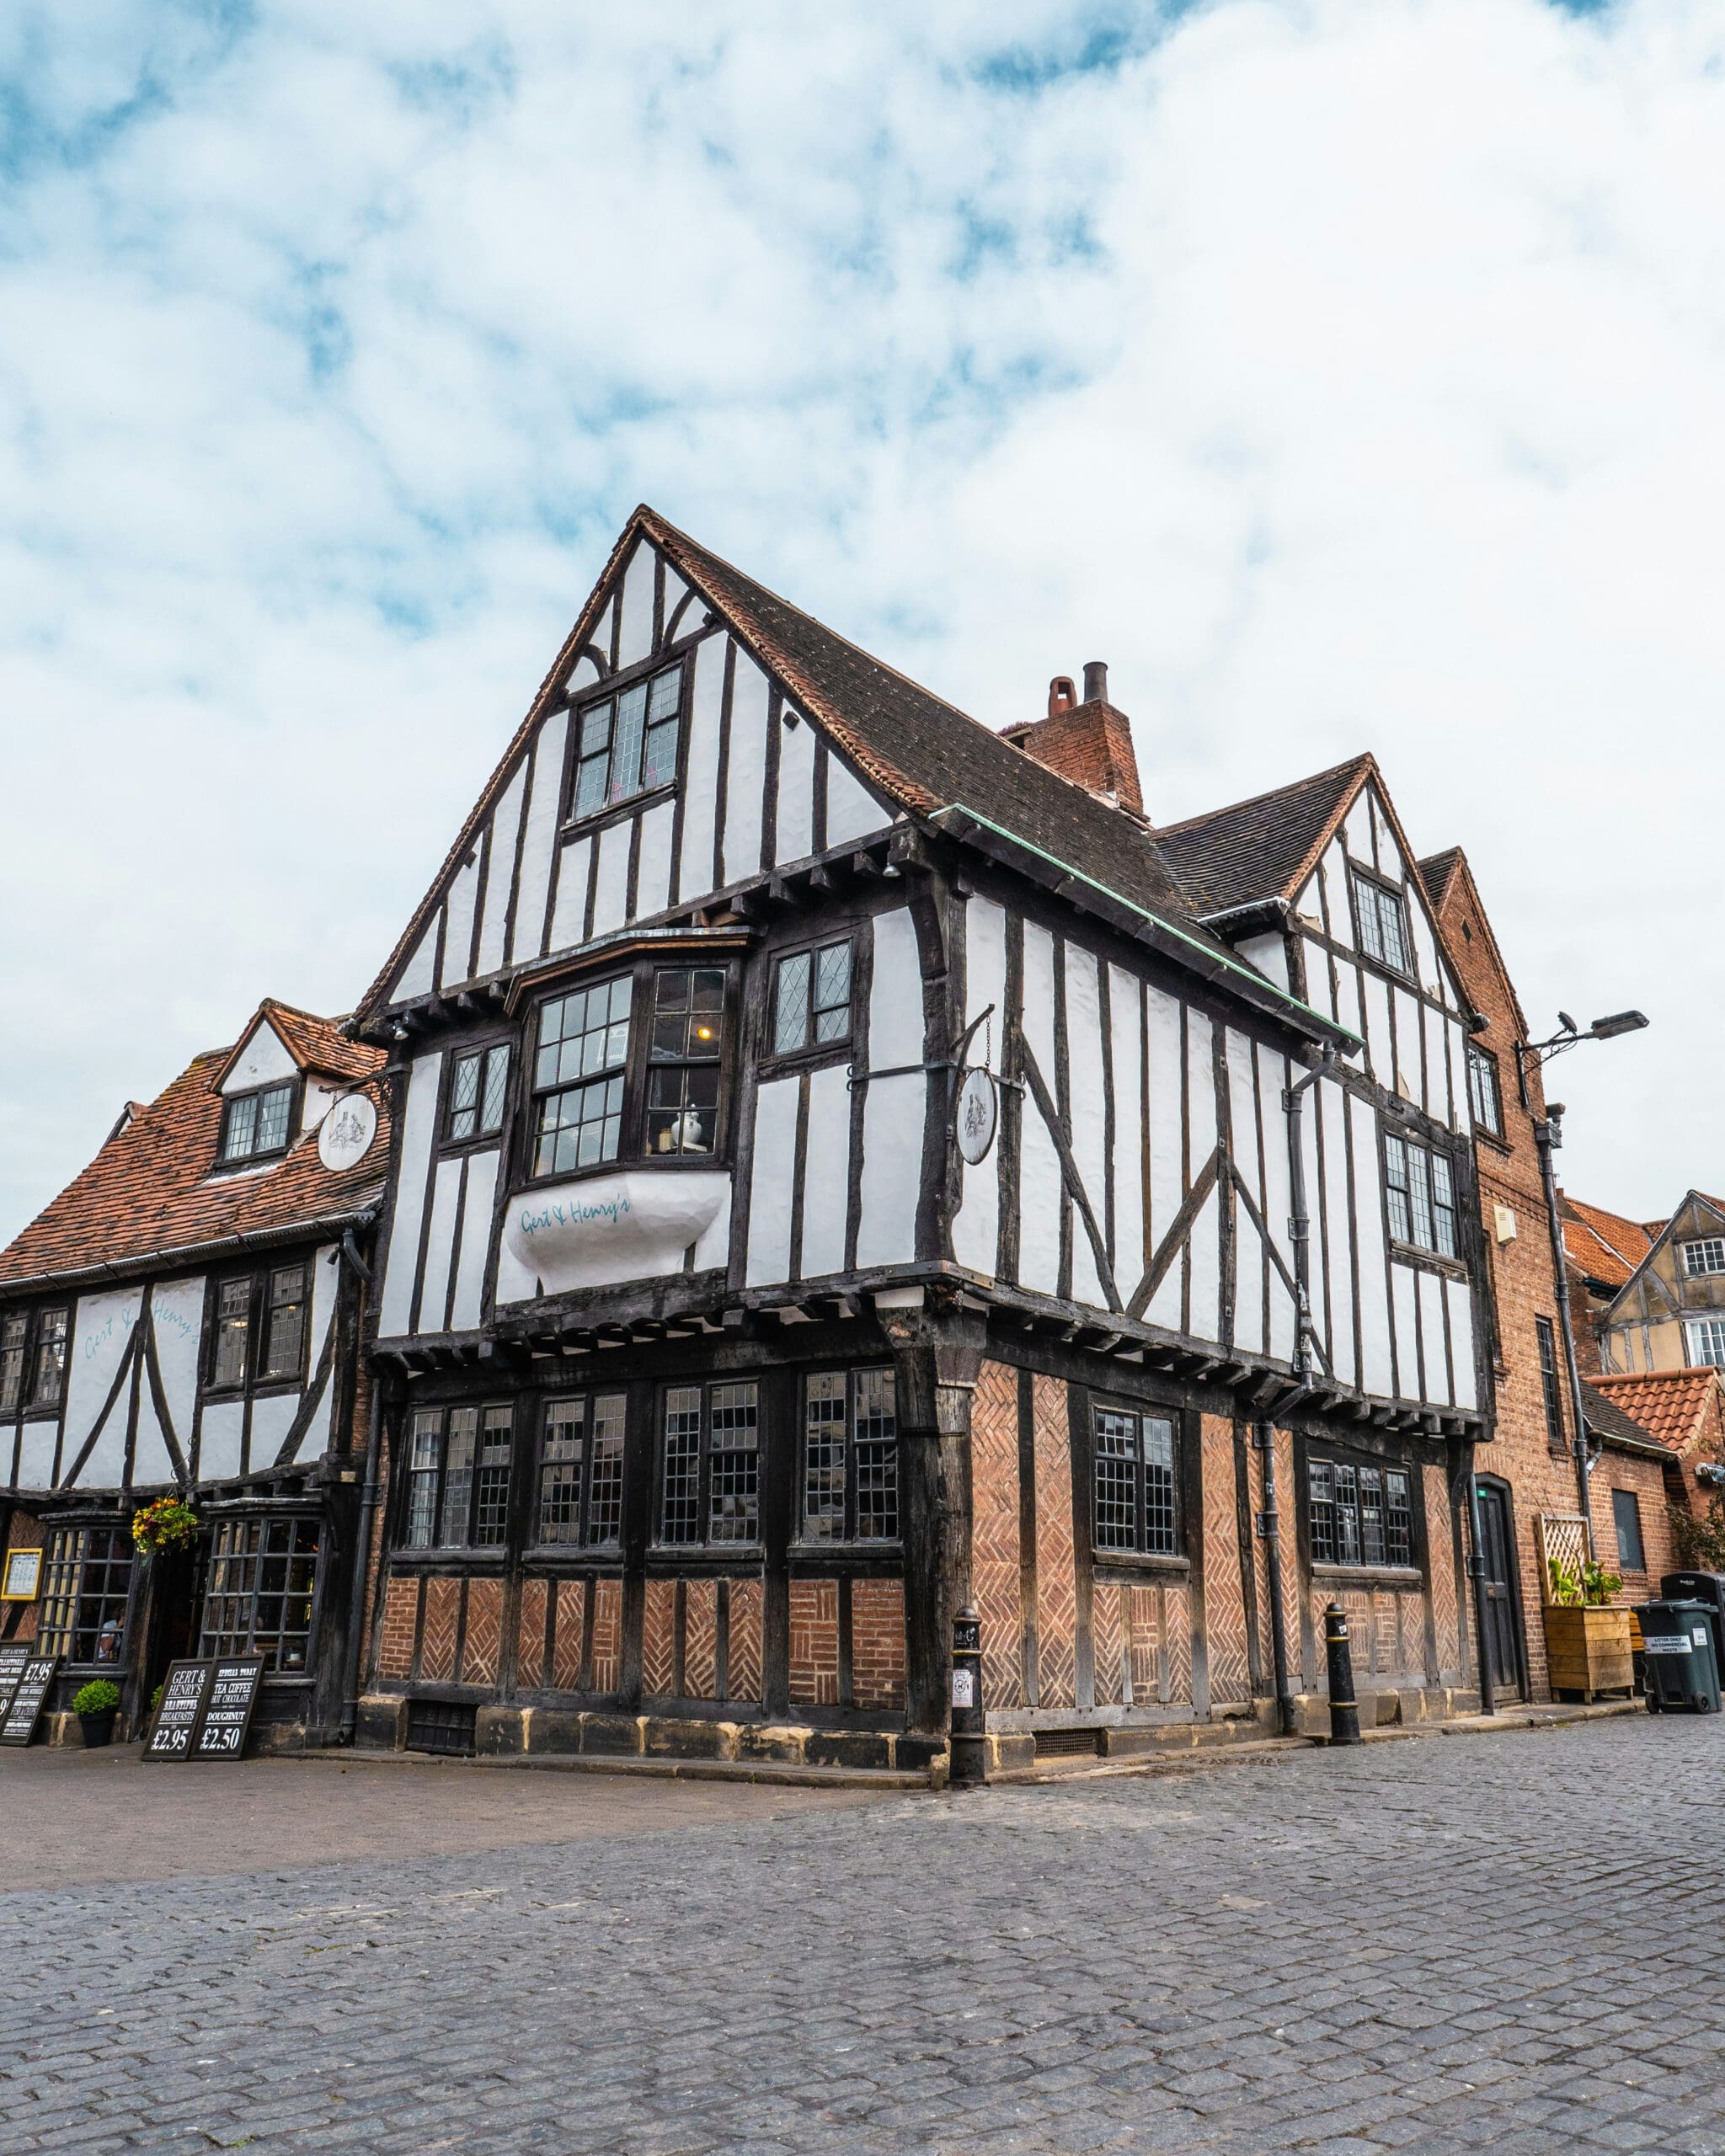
[1475,1478,1527,1701]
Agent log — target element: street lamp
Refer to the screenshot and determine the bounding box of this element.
[1518,1010,1650,1553]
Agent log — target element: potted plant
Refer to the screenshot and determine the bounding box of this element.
[73,1678,122,1748]
[131,1495,200,1559]
[1543,1556,1633,1701]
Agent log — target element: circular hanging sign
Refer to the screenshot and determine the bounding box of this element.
[318,1091,378,1172]
[955,1067,998,1166]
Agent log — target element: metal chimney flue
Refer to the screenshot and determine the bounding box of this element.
[1082,660,1108,705]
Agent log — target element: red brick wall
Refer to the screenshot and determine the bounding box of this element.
[1162,1581,1192,1705]
[788,1579,840,1706]
[419,1577,459,1681]
[642,1577,676,1698]
[1032,1374,1077,1708]
[1201,1414,1250,1704]
[552,1579,585,1690]
[591,1578,622,1694]
[1598,1455,1674,1600]
[1425,1465,1461,1676]
[1092,1577,1124,1704]
[971,1358,1023,1710]
[3,1508,42,1646]
[377,1575,418,1680]
[684,1579,718,1700]
[850,1578,905,1710]
[516,1578,548,1689]
[725,1578,762,1704]
[1126,1583,1160,1700]
[461,1578,503,1688]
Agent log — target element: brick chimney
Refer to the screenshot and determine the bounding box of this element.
[1000,663,1143,815]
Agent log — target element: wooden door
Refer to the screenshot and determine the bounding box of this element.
[1476,1481,1526,1700]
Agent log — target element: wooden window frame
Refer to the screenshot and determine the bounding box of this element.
[1089,1397,1182,1561]
[532,1389,628,1552]
[2,1304,71,1418]
[1684,1318,1725,1369]
[655,1378,761,1550]
[398,1399,516,1555]
[441,1036,513,1153]
[765,933,857,1070]
[1535,1315,1567,1451]
[1466,1043,1503,1139]
[198,1513,324,1674]
[1381,1122,1461,1264]
[1682,1237,1725,1280]
[216,1078,300,1169]
[203,1260,313,1399]
[1306,1452,1416,1572]
[523,958,737,1185]
[36,1522,136,1668]
[560,653,691,836]
[798,1366,900,1545]
[1610,1487,1647,1574]
[1348,866,1414,981]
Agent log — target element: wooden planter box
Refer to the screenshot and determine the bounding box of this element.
[1543,1604,1634,1700]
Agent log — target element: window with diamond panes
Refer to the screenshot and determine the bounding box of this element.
[220,1081,295,1164]
[405,1411,442,1548]
[1092,1406,1178,1557]
[659,1380,761,1545]
[532,976,633,1176]
[802,1368,899,1541]
[37,1526,133,1663]
[1308,1457,1413,1569]
[448,1043,510,1143]
[570,661,683,820]
[2,1306,66,1415]
[772,938,853,1056]
[538,1392,626,1547]
[198,1518,320,1671]
[1350,871,1413,976]
[646,968,724,1155]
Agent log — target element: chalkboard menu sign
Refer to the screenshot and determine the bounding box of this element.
[190,1657,265,1759]
[0,1657,60,1746]
[143,1659,212,1761]
[0,1643,30,1719]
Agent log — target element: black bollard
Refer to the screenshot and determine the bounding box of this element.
[949,1606,987,1786]
[1325,1602,1361,1746]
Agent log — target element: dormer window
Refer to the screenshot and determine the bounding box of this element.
[569,659,683,822]
[1350,868,1412,977]
[219,1081,295,1165]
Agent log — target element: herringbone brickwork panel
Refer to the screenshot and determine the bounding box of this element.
[642,1578,676,1699]
[1164,1582,1192,1705]
[726,1578,762,1704]
[590,1578,622,1696]
[684,1579,718,1700]
[850,1579,905,1710]
[1092,1577,1124,1705]
[1372,1590,1398,1677]
[419,1576,460,1683]
[1427,1465,1459,1673]
[460,1578,503,1688]
[971,1359,1023,1710]
[377,1576,418,1680]
[1033,1374,1077,1709]
[515,1579,547,1690]
[1201,1414,1250,1703]
[788,1580,840,1706]
[553,1580,586,1691]
[1128,1584,1160,1700]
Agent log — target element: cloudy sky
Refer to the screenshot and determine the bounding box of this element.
[1,0,1715,1239]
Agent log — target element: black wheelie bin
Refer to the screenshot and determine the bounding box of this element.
[1635,1598,1722,1714]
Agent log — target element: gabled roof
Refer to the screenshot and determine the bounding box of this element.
[0,1022,388,1293]
[1417,846,1531,1045]
[209,998,379,1094]
[1562,1194,1656,1290]
[355,506,1354,1047]
[1151,755,1375,918]
[1588,1369,1725,1457]
[1580,1379,1678,1460]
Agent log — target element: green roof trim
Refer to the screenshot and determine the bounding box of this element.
[931,802,1365,1050]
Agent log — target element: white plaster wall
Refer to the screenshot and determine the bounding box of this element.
[775,711,816,865]
[616,539,656,670]
[1065,944,1108,1310]
[222,1022,295,1094]
[1143,985,1185,1332]
[451,1151,498,1331]
[63,1287,142,1485]
[198,1398,244,1481]
[377,1053,442,1338]
[417,1157,464,1336]
[440,847,481,991]
[856,1073,922,1271]
[1447,1276,1477,1410]
[746,1075,800,1285]
[1352,1107,1395,1399]
[676,632,725,903]
[799,1064,852,1279]
[394,921,437,1003]
[951,897,1007,1279]
[473,761,526,981]
[590,818,631,939]
[825,754,889,847]
[249,1391,299,1472]
[510,712,569,969]
[547,834,592,954]
[635,798,675,921]
[1017,923,1062,1299]
[722,651,769,885]
[1108,965,1144,1291]
[1418,1268,1450,1406]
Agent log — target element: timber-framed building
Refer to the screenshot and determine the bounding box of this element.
[340,508,1498,1771]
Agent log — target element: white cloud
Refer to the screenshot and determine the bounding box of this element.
[0,0,1719,1235]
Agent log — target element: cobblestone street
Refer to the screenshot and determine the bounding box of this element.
[3,1717,1723,2156]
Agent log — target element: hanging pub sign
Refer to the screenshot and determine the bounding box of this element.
[0,1643,34,1720]
[190,1657,266,1760]
[955,1066,998,1166]
[0,1657,60,1746]
[142,1659,213,1761]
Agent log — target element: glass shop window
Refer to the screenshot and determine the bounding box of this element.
[660,1380,760,1546]
[199,1518,321,1672]
[801,1368,898,1542]
[37,1526,134,1664]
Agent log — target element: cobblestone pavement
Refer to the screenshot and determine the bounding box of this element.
[3,1716,1724,2156]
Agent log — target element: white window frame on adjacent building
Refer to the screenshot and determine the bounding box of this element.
[1681,1237,1725,1279]
[1684,1318,1725,1369]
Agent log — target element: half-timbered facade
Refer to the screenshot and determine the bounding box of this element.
[345,508,1496,1771]
[0,1003,386,1747]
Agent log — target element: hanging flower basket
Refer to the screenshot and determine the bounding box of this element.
[131,1496,200,1557]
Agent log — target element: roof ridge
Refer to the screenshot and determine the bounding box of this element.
[1151,752,1376,840]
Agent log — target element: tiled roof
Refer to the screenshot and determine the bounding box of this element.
[1580,1380,1677,1460]
[1151,755,1375,917]
[0,1025,388,1292]
[245,1000,380,1086]
[1560,1195,1655,1289]
[1589,1369,1725,1454]
[1416,847,1466,908]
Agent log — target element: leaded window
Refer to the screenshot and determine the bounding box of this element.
[1350,870,1413,975]
[400,1402,514,1550]
[210,1265,307,1391]
[29,1307,68,1409]
[1467,1044,1503,1137]
[1308,1458,1413,1569]
[1384,1131,1459,1258]
[1535,1315,1566,1449]
[448,1044,510,1143]
[659,1380,760,1546]
[212,1279,251,1390]
[219,1081,295,1164]
[1,1308,64,1415]
[645,968,724,1155]
[772,939,853,1057]
[1683,1238,1725,1279]
[537,1391,627,1547]
[199,1518,320,1671]
[570,661,683,820]
[532,976,633,1175]
[37,1526,133,1663]
[0,1313,24,1413]
[260,1264,307,1382]
[1092,1406,1178,1557]
[801,1368,898,1542]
